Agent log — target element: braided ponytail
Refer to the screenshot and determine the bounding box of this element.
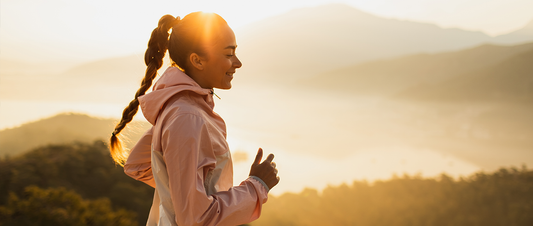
[110,15,178,166]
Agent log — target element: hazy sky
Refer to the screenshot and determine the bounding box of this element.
[1,0,532,63]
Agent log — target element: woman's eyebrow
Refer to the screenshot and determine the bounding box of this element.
[224,45,237,50]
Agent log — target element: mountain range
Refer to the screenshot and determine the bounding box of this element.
[299,41,533,103]
[234,4,533,84]
[396,47,533,103]
[493,19,533,44]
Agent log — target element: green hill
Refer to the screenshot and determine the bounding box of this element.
[0,141,153,225]
[0,113,151,157]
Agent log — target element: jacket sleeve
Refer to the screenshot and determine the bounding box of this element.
[124,127,156,188]
[162,113,269,226]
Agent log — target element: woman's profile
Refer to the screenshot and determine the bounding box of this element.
[109,12,280,225]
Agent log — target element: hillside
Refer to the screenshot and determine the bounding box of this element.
[0,50,173,103]
[0,113,151,157]
[254,167,533,226]
[0,54,167,103]
[0,141,153,225]
[298,42,533,97]
[395,48,533,103]
[494,19,533,44]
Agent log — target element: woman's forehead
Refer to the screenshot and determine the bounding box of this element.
[207,24,236,49]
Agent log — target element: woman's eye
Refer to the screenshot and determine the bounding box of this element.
[227,54,234,57]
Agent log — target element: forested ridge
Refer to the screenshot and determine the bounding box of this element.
[0,141,153,226]
[0,141,532,225]
[254,167,533,226]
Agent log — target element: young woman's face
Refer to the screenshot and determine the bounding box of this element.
[200,24,242,89]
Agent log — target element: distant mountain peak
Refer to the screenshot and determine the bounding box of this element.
[292,3,368,13]
[286,3,379,20]
[519,18,533,34]
[505,18,533,35]
[525,18,533,27]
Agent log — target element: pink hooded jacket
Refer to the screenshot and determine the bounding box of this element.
[124,67,269,226]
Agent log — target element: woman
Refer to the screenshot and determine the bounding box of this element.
[109,12,280,226]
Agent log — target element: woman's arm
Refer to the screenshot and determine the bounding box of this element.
[124,127,156,188]
[162,114,269,226]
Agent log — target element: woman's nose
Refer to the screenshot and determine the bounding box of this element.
[234,56,242,68]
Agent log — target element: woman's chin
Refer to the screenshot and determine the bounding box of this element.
[217,83,232,90]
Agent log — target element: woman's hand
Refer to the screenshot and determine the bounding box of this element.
[249,148,280,190]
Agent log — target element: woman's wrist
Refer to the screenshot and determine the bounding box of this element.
[249,176,270,192]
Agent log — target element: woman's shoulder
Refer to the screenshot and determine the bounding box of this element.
[160,91,213,120]
[154,90,224,135]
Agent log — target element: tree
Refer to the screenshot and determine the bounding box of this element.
[0,185,137,226]
[0,141,153,225]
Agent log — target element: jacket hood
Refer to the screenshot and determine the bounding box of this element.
[138,67,213,125]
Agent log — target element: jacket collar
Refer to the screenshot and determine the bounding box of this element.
[138,67,214,125]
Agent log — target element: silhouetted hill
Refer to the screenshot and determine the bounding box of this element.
[0,58,74,101]
[0,113,151,157]
[0,58,79,78]
[0,54,171,103]
[60,55,146,84]
[395,48,533,103]
[494,19,533,44]
[299,42,533,98]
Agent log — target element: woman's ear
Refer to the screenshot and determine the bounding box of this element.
[189,53,204,70]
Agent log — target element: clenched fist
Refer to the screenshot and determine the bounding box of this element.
[249,148,280,190]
